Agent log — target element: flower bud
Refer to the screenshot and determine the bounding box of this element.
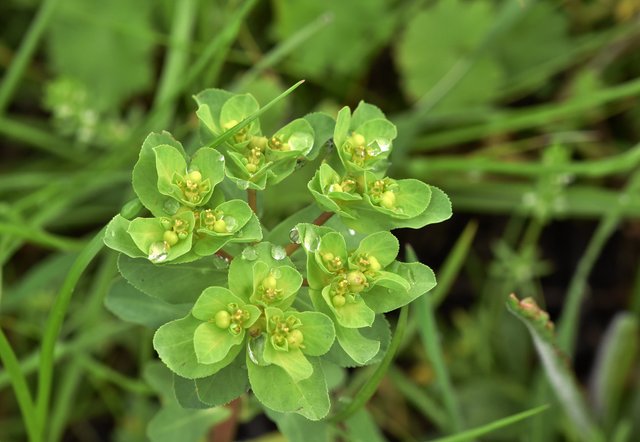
[246,163,257,174]
[188,170,202,182]
[213,219,227,233]
[368,256,381,272]
[163,230,179,246]
[332,295,346,308]
[347,270,367,293]
[262,275,277,290]
[287,329,304,349]
[214,310,231,329]
[380,191,396,209]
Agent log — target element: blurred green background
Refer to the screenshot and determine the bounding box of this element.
[1,0,640,441]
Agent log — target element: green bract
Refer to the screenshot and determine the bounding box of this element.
[103,86,451,422]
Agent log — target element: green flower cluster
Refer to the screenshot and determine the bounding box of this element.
[103,86,451,421]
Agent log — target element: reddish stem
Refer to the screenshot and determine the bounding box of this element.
[209,397,241,442]
[285,211,334,256]
[248,189,257,214]
[215,249,234,262]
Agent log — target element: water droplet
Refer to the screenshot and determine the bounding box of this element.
[303,231,319,252]
[237,180,250,190]
[218,154,225,162]
[347,228,356,236]
[241,246,257,261]
[288,132,314,153]
[163,199,180,215]
[374,138,391,153]
[224,215,237,232]
[148,242,168,263]
[247,335,267,365]
[271,245,286,260]
[213,254,230,269]
[289,227,301,244]
[270,268,282,279]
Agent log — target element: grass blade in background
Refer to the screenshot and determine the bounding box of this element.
[506,294,603,441]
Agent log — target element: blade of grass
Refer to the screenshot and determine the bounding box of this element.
[152,0,198,129]
[0,117,83,162]
[329,305,408,423]
[34,227,106,441]
[387,366,448,431]
[208,79,305,149]
[0,222,84,252]
[407,142,640,178]
[506,295,603,440]
[233,13,333,91]
[0,0,60,114]
[408,246,463,433]
[431,221,478,307]
[557,171,640,355]
[414,77,640,151]
[428,404,550,442]
[0,328,39,442]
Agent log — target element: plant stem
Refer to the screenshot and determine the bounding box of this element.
[34,227,106,441]
[285,211,334,256]
[0,328,39,442]
[0,0,60,115]
[247,189,257,214]
[215,250,234,262]
[210,397,241,442]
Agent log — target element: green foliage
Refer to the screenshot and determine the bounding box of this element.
[100,86,448,423]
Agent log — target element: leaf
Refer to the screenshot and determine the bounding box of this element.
[589,313,638,427]
[194,322,244,365]
[266,409,333,442]
[352,231,399,268]
[173,374,209,409]
[363,262,436,314]
[153,314,241,379]
[247,354,330,420]
[104,215,145,258]
[104,278,190,328]
[220,93,261,136]
[304,112,336,160]
[117,254,227,304]
[196,353,250,407]
[506,295,603,440]
[322,285,375,329]
[395,0,502,109]
[228,242,295,302]
[132,132,187,217]
[147,403,229,442]
[194,88,235,136]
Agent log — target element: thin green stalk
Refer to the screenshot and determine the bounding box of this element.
[78,356,153,395]
[0,328,39,442]
[0,0,60,114]
[48,360,83,442]
[557,172,640,355]
[387,366,448,431]
[0,223,84,252]
[415,77,640,150]
[233,12,332,91]
[330,305,408,423]
[152,0,198,128]
[429,405,550,442]
[0,117,82,161]
[34,227,106,441]
[416,291,464,433]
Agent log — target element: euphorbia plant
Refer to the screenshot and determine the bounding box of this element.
[103,83,451,428]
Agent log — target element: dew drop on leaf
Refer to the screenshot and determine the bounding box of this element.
[375,138,391,153]
[270,267,282,279]
[148,242,168,263]
[347,228,357,236]
[289,227,301,244]
[241,246,257,261]
[247,335,268,366]
[271,245,286,260]
[303,231,319,252]
[288,132,314,152]
[224,215,237,232]
[237,180,250,190]
[163,198,180,215]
